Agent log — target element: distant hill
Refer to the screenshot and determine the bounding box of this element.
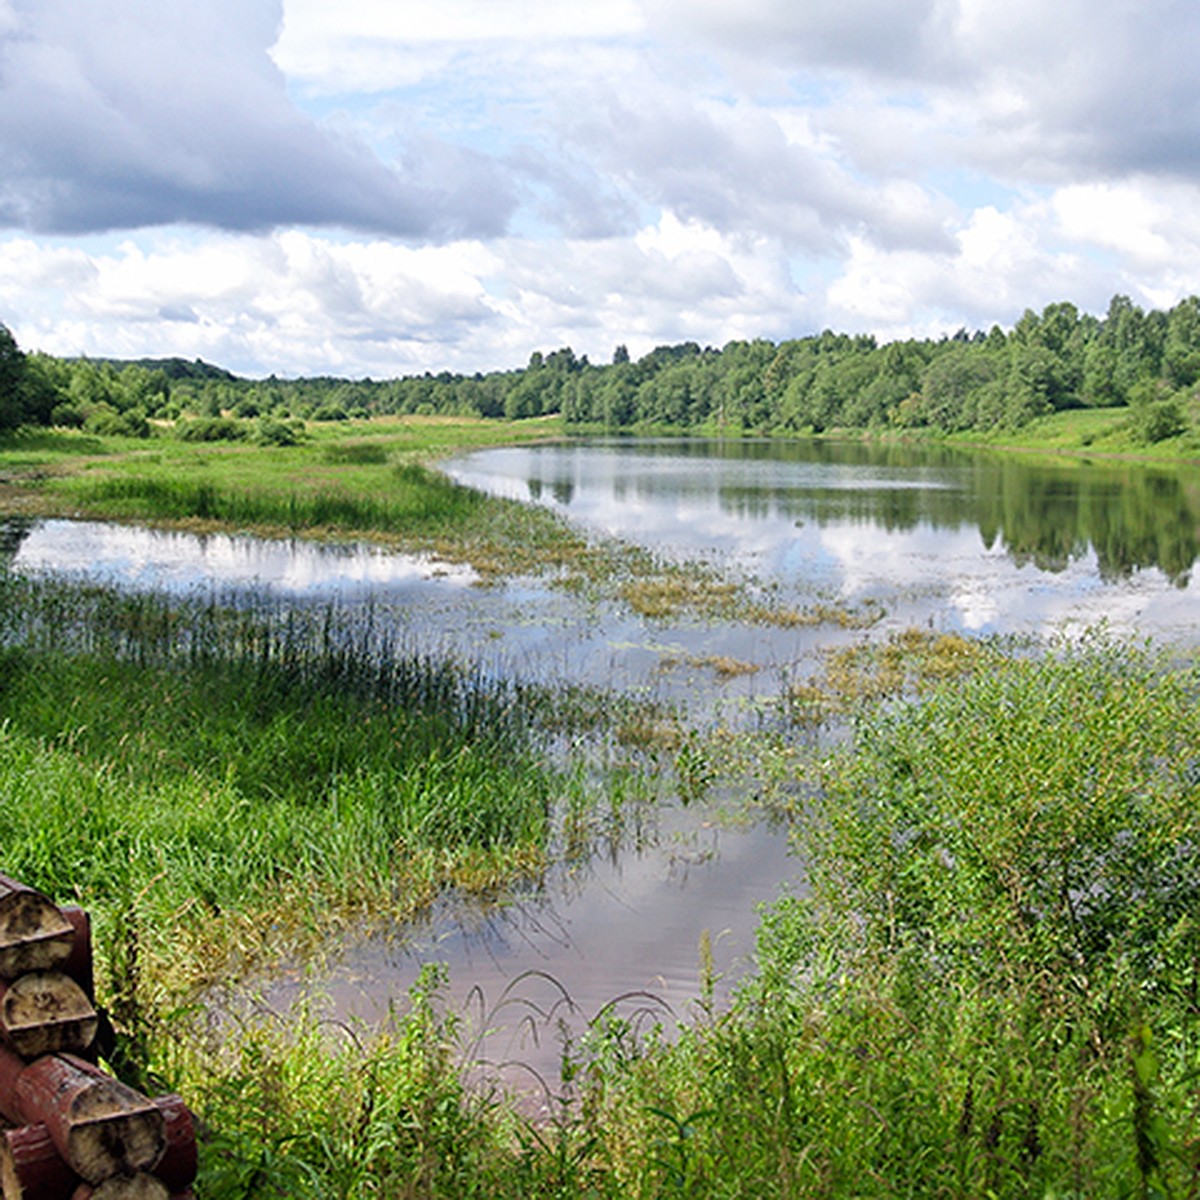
[85,356,240,382]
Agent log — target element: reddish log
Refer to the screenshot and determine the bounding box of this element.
[0,1096,194,1199]
[59,911,94,1006]
[15,1055,165,1185]
[149,1099,196,1194]
[0,972,97,1059]
[0,1046,24,1125]
[0,878,73,980]
[0,1124,79,1200]
[69,1174,170,1200]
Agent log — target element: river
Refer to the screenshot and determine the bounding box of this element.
[4,437,1198,1103]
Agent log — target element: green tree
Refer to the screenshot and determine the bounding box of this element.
[0,324,29,431]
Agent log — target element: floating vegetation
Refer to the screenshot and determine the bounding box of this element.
[783,625,1004,724]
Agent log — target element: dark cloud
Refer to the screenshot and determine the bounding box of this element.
[0,0,516,237]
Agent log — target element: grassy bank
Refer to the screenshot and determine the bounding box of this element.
[0,417,619,584]
[0,574,580,1008]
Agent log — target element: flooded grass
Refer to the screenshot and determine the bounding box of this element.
[783,625,1008,724]
[0,573,587,1001]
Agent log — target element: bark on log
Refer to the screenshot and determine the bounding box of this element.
[149,1099,196,1194]
[0,1046,24,1125]
[69,1174,170,1200]
[58,911,94,1006]
[0,973,98,1060]
[0,879,73,980]
[0,1123,78,1200]
[14,1055,165,1185]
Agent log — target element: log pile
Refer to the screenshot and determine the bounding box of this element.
[0,876,197,1200]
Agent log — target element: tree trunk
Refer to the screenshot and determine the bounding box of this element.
[0,974,97,1060]
[0,880,74,980]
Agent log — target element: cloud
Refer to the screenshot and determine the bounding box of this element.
[646,0,1200,186]
[647,0,959,79]
[274,0,646,92]
[0,214,806,376]
[0,0,515,237]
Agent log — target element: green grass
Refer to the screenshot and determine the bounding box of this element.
[0,574,566,1005]
[949,405,1200,462]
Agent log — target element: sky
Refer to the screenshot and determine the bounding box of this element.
[2,0,1200,379]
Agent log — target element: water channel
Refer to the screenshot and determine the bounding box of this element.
[4,437,1199,1100]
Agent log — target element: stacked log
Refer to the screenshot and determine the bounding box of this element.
[0,877,197,1200]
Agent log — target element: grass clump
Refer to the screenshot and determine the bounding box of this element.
[784,625,1002,724]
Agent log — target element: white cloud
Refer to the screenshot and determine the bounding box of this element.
[0,0,515,237]
[824,201,1103,338]
[274,0,645,91]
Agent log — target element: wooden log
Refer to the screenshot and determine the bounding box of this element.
[69,1174,170,1200]
[0,878,74,979]
[59,910,94,1005]
[0,1046,25,1125]
[15,1055,165,1185]
[149,1099,196,1194]
[0,1124,79,1200]
[0,1095,196,1198]
[0,972,97,1059]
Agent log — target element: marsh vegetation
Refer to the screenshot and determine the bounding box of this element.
[2,421,1200,1196]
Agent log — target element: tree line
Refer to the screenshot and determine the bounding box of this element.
[2,294,1199,444]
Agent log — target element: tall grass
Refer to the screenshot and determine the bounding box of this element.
[0,573,558,1003]
[69,462,485,533]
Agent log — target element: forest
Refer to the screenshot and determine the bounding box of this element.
[2,293,1200,446]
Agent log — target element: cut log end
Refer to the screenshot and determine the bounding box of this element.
[1,972,98,1059]
[0,889,74,979]
[70,1173,171,1200]
[63,1107,166,1186]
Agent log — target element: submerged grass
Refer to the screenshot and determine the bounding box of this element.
[0,573,565,1002]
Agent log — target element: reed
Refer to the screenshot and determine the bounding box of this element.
[0,573,561,999]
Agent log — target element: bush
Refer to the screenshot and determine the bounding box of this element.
[741,637,1200,1194]
[255,417,300,447]
[176,417,247,443]
[84,407,151,438]
[1128,380,1188,443]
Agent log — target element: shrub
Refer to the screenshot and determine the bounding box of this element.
[176,416,247,442]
